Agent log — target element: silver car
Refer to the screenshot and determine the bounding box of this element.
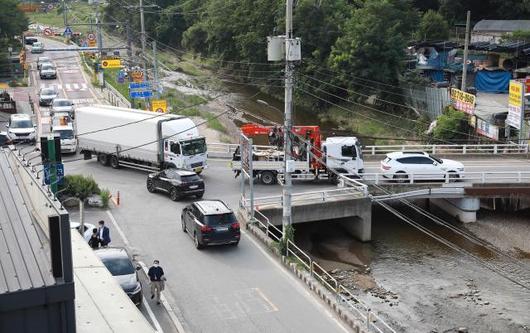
[50,99,74,118]
[38,86,58,106]
[37,56,51,70]
[31,41,44,54]
[39,63,57,79]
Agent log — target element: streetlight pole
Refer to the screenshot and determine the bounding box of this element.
[282,0,294,238]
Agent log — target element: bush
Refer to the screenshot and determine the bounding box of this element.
[278,224,295,256]
[100,188,111,208]
[60,175,100,200]
[432,106,470,143]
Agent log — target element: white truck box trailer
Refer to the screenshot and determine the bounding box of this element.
[76,105,207,172]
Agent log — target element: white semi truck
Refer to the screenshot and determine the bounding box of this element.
[76,105,207,173]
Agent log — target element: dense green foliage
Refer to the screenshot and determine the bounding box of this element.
[433,106,469,142]
[0,0,28,76]
[61,175,101,201]
[416,10,450,41]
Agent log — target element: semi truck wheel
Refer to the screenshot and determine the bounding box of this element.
[260,171,276,185]
[110,155,120,169]
[97,153,109,166]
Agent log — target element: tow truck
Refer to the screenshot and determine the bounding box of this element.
[232,123,364,184]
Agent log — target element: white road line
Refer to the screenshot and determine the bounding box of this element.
[81,83,88,90]
[106,210,186,333]
[64,83,71,91]
[138,261,187,333]
[241,230,351,333]
[142,297,163,333]
[73,83,80,90]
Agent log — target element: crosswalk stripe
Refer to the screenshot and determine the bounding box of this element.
[81,83,88,90]
[65,83,71,91]
[73,83,80,90]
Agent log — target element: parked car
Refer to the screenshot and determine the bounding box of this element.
[380,151,464,182]
[50,99,74,118]
[0,131,12,147]
[70,221,96,240]
[6,114,36,143]
[25,36,38,45]
[147,169,204,200]
[31,41,44,53]
[38,86,58,106]
[37,56,51,70]
[39,63,57,79]
[181,200,240,249]
[94,247,143,306]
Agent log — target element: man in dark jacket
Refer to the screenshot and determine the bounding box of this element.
[97,220,111,247]
[148,260,165,304]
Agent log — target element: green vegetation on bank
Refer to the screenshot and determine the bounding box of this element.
[26,2,96,34]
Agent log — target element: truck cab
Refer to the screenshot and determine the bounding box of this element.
[322,137,364,175]
[51,118,77,154]
[164,137,207,173]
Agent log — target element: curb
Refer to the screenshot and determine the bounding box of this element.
[244,220,370,333]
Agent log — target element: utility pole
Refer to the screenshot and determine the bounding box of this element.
[126,22,132,59]
[62,0,68,26]
[152,40,160,98]
[96,11,104,86]
[461,10,471,91]
[282,0,294,237]
[139,0,148,80]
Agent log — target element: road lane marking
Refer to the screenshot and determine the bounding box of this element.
[106,210,187,333]
[254,287,279,312]
[73,83,80,90]
[142,296,163,333]
[241,230,350,333]
[81,83,88,90]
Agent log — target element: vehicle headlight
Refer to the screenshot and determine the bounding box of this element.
[457,167,464,171]
[131,281,142,294]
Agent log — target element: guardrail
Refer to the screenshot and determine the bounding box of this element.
[206,142,529,159]
[372,187,465,202]
[359,171,530,185]
[246,204,395,333]
[103,80,131,108]
[362,143,529,156]
[242,187,367,209]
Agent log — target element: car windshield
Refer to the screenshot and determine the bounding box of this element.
[41,64,54,70]
[429,154,443,164]
[101,257,135,276]
[41,89,56,96]
[33,42,42,47]
[54,100,71,107]
[181,174,201,182]
[204,213,237,226]
[181,138,206,156]
[56,129,74,139]
[10,120,33,128]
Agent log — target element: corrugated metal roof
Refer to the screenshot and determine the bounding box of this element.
[0,150,56,294]
[473,20,530,32]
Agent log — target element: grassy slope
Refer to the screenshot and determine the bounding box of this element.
[27,3,97,34]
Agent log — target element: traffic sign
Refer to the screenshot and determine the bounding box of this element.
[129,82,151,90]
[130,70,144,83]
[87,32,96,41]
[101,59,122,69]
[88,39,97,47]
[64,26,73,36]
[47,3,54,10]
[44,163,65,185]
[43,28,53,36]
[151,99,167,113]
[81,40,88,47]
[130,90,153,99]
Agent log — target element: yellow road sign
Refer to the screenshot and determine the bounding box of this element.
[88,39,97,47]
[101,59,122,69]
[151,99,167,113]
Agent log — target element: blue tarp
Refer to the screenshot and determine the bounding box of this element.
[426,70,445,82]
[474,70,511,93]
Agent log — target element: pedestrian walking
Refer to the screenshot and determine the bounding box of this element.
[97,220,111,247]
[88,228,100,249]
[148,260,166,305]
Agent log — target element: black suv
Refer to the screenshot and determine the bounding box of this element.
[181,200,240,249]
[147,169,204,201]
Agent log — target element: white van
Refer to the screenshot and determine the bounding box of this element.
[51,120,77,154]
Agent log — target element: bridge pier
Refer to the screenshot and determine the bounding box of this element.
[430,197,480,223]
[336,214,372,242]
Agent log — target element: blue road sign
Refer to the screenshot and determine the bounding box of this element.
[129,82,151,90]
[44,163,65,185]
[130,90,153,99]
[64,26,73,36]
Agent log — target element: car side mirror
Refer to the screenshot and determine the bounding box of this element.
[433,162,438,166]
[136,265,141,271]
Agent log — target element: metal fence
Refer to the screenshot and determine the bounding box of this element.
[103,81,131,108]
[206,142,529,159]
[360,171,530,185]
[245,204,395,333]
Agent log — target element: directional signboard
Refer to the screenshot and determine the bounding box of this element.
[101,59,122,69]
[130,90,153,99]
[129,82,151,90]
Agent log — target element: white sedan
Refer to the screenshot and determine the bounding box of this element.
[380,151,465,182]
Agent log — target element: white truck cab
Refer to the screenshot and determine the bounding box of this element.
[322,137,364,174]
[51,119,77,154]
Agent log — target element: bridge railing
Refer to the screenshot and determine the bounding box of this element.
[244,187,367,208]
[363,143,529,156]
[360,171,530,185]
[245,204,395,333]
[207,142,529,159]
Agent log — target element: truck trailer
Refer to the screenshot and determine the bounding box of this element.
[76,105,207,173]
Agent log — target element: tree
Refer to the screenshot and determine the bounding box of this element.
[61,175,100,235]
[502,30,530,43]
[416,10,450,41]
[329,0,419,90]
[432,106,469,142]
[0,0,28,39]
